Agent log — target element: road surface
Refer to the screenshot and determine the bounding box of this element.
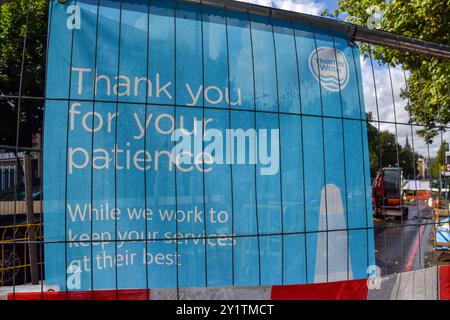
[374,202,434,276]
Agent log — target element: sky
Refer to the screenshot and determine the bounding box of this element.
[239,0,338,16]
[240,0,444,159]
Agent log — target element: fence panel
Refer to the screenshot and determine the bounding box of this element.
[0,0,449,300]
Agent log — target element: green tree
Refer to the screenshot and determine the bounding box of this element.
[367,114,381,177]
[327,0,450,143]
[0,0,48,147]
[430,141,448,178]
[399,142,422,179]
[367,113,423,179]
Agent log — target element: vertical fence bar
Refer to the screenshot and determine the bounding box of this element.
[330,27,350,281]
[199,0,208,288]
[23,152,38,285]
[173,0,179,299]
[270,11,283,286]
[11,0,31,298]
[291,17,309,283]
[386,63,405,272]
[310,21,329,282]
[248,9,262,286]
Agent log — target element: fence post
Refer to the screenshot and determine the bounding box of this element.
[24,151,39,285]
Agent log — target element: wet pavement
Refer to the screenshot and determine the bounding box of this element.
[374,203,435,276]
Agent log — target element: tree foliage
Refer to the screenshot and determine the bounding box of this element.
[0,0,48,147]
[430,141,448,178]
[367,113,423,179]
[328,0,450,143]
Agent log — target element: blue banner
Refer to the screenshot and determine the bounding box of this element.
[44,0,375,290]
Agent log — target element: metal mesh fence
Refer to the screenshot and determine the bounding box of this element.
[0,0,449,300]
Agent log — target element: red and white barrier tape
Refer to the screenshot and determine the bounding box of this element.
[5,266,450,300]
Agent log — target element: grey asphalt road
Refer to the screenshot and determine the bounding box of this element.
[374,203,434,276]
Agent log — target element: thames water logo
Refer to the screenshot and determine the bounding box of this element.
[308,47,349,92]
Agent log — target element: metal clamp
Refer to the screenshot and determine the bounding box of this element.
[348,24,358,47]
